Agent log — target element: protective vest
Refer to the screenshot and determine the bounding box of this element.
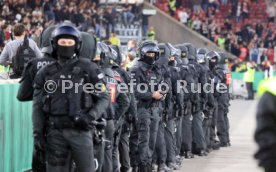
[42,61,93,116]
[243,66,255,83]
[218,37,225,49]
[235,64,246,72]
[147,31,156,41]
[109,36,120,46]
[258,77,276,97]
[169,0,176,11]
[0,65,9,79]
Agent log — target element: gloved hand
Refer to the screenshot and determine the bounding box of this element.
[34,133,46,151]
[74,114,93,131]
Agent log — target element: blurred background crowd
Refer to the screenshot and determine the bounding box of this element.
[156,0,276,72]
[0,0,275,73]
[0,0,144,48]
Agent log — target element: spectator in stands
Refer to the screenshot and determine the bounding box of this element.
[168,0,177,16]
[0,22,5,49]
[193,0,201,14]
[0,23,42,66]
[123,4,135,26]
[221,0,228,6]
[201,0,209,12]
[255,22,263,38]
[217,33,226,49]
[146,26,156,41]
[201,19,209,37]
[127,39,138,53]
[42,0,55,21]
[31,26,43,46]
[104,7,116,38]
[242,0,250,19]
[262,60,273,78]
[142,13,149,37]
[266,2,276,23]
[239,43,249,61]
[192,16,202,33]
[124,51,136,71]
[236,1,242,23]
[249,41,260,63]
[109,32,121,46]
[178,7,189,25]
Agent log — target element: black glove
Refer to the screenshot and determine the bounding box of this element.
[74,114,93,131]
[34,134,46,151]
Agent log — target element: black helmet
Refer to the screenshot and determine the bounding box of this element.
[40,25,57,55]
[51,24,82,53]
[166,43,180,57]
[156,43,170,65]
[218,52,228,65]
[197,48,209,56]
[94,42,112,67]
[110,45,122,66]
[175,44,189,64]
[138,40,159,61]
[197,48,209,64]
[182,43,197,61]
[79,32,97,60]
[206,51,221,69]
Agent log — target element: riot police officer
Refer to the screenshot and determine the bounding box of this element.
[93,42,130,172]
[174,44,194,159]
[197,48,215,152]
[154,43,174,172]
[32,24,110,172]
[111,45,137,172]
[17,25,57,101]
[217,52,231,147]
[207,51,230,149]
[129,40,163,172]
[164,43,183,170]
[183,43,208,156]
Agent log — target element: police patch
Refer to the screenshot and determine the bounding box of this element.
[98,73,104,79]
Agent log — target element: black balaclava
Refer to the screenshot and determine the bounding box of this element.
[168,59,177,66]
[56,36,77,60]
[209,57,218,70]
[142,54,156,65]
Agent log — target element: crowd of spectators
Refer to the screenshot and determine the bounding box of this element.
[0,0,143,51]
[158,0,276,71]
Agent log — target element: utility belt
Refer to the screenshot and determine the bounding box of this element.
[47,116,76,129]
[137,100,160,109]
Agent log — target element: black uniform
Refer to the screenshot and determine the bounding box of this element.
[129,40,163,172]
[255,90,276,172]
[208,51,230,148]
[32,25,110,172]
[175,44,194,159]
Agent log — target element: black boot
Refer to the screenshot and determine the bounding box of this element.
[132,166,138,172]
[185,151,194,159]
[138,164,148,172]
